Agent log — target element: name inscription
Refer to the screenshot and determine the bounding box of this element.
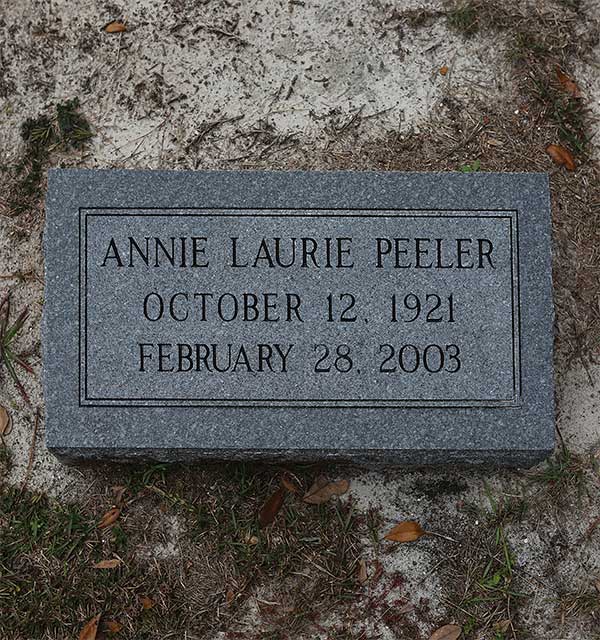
[80,209,521,408]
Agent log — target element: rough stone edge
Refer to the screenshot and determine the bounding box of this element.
[48,446,553,468]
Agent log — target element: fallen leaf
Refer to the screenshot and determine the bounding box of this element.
[494,620,511,633]
[546,144,576,171]
[281,471,302,494]
[225,588,235,604]
[140,595,155,610]
[105,21,127,33]
[439,65,449,76]
[556,66,581,98]
[98,507,121,529]
[384,520,426,543]
[357,558,368,584]
[429,624,462,640]
[595,579,600,594]
[93,558,122,569]
[258,486,286,527]
[105,620,123,633]
[305,474,328,493]
[303,476,349,504]
[0,405,11,436]
[79,614,101,640]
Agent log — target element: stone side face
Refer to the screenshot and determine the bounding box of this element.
[44,170,554,465]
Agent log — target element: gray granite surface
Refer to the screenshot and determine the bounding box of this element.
[43,170,554,465]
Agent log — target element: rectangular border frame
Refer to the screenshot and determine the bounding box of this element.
[79,207,521,408]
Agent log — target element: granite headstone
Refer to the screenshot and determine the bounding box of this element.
[44,170,554,465]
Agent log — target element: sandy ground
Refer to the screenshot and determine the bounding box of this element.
[0,0,524,496]
[1,1,600,639]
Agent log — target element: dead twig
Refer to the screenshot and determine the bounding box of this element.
[186,115,244,152]
[21,407,40,491]
[0,270,44,285]
[193,23,248,45]
[257,133,299,159]
[285,74,298,100]
[441,121,487,158]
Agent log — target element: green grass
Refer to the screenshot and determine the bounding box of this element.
[5,98,93,219]
[447,3,479,36]
[528,77,587,152]
[365,506,383,552]
[528,447,593,503]
[55,98,94,149]
[447,486,528,638]
[509,32,550,61]
[0,464,365,639]
[459,159,481,173]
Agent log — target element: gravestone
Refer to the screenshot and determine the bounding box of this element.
[44,170,554,465]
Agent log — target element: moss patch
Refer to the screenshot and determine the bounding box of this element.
[1,98,93,222]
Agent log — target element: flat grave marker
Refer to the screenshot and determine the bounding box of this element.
[44,170,554,465]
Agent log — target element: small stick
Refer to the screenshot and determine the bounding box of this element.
[285,74,298,100]
[21,407,40,491]
[0,270,44,284]
[186,115,244,151]
[193,23,248,44]
[426,529,458,543]
[441,121,486,159]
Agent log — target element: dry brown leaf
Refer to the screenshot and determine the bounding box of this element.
[140,595,155,610]
[305,474,328,493]
[93,558,122,569]
[494,620,511,633]
[258,486,286,527]
[357,558,368,584]
[105,21,127,33]
[79,614,101,640]
[303,476,349,504]
[98,507,121,529]
[429,623,462,640]
[439,65,449,76]
[546,144,576,171]
[105,620,123,633]
[281,471,302,494]
[556,66,581,98]
[384,520,426,543]
[0,405,11,436]
[225,588,235,604]
[595,579,600,594]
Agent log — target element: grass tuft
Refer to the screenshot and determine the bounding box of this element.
[528,447,596,506]
[55,98,94,149]
[447,4,479,36]
[2,98,93,220]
